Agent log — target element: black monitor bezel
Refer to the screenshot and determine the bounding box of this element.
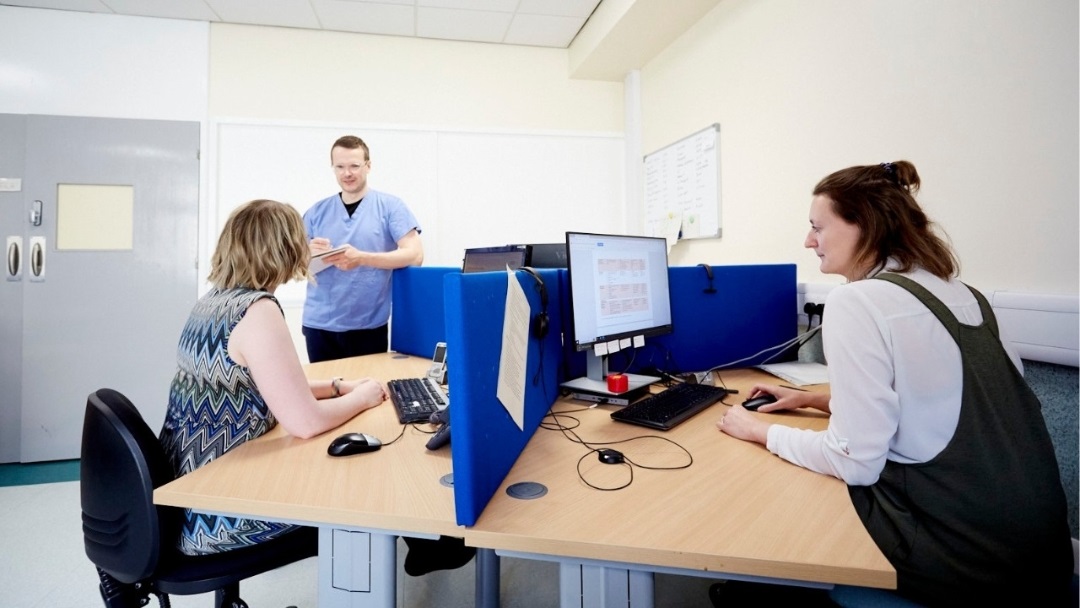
[461,244,531,274]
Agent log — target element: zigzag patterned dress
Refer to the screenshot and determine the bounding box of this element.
[159,287,301,555]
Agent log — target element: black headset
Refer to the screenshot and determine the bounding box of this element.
[698,263,717,294]
[517,266,549,339]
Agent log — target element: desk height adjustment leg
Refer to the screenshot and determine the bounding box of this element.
[318,528,396,608]
[559,563,655,608]
[475,548,500,608]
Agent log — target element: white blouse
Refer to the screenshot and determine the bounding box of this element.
[766,267,1023,486]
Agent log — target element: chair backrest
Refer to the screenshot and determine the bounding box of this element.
[81,388,179,584]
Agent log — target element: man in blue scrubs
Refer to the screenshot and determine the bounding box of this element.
[302,135,423,363]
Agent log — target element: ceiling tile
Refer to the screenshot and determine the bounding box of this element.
[419,0,518,12]
[203,0,320,29]
[517,0,599,19]
[504,13,584,48]
[334,0,412,5]
[312,0,414,36]
[417,6,512,44]
[101,0,219,21]
[1,0,111,12]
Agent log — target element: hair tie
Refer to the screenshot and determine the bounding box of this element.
[880,162,899,184]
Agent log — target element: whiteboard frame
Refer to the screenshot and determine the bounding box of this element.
[642,123,721,242]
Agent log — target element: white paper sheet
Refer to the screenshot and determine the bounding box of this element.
[496,267,530,430]
[754,362,830,386]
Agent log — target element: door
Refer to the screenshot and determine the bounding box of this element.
[2,114,199,462]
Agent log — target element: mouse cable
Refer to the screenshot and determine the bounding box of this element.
[378,422,410,446]
[542,406,694,491]
[576,451,633,491]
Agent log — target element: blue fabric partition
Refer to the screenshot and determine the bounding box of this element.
[562,264,798,380]
[390,266,458,358]
[444,269,563,527]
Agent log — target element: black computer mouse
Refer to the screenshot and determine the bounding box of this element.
[598,448,625,465]
[741,394,778,411]
[327,432,383,457]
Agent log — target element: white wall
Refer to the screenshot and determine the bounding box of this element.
[0,8,209,122]
[638,0,1079,298]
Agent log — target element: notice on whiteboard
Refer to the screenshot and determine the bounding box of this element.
[643,124,721,245]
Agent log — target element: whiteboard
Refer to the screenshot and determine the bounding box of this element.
[643,124,721,242]
[211,121,625,305]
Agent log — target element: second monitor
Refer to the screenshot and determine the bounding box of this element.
[561,231,673,401]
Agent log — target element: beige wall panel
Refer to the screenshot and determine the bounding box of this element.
[56,184,134,250]
[639,0,1078,295]
[209,24,623,132]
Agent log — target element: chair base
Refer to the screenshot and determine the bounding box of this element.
[96,567,249,608]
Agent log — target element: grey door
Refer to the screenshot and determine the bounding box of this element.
[1,114,198,462]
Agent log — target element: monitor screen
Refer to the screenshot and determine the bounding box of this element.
[523,243,567,268]
[565,232,673,352]
[461,245,530,273]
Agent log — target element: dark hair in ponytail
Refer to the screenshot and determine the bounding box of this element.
[813,160,958,279]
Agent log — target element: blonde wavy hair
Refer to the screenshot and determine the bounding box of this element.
[208,199,312,290]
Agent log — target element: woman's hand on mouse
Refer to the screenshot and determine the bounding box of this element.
[717,404,770,445]
[745,384,830,413]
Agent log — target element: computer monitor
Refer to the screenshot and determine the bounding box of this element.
[561,231,673,399]
[461,245,530,273]
[523,243,567,268]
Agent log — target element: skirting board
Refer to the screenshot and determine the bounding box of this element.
[798,284,1079,368]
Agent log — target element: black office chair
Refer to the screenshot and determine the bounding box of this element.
[80,388,318,608]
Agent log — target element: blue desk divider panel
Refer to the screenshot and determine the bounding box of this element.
[562,264,797,379]
[390,266,458,358]
[444,269,563,527]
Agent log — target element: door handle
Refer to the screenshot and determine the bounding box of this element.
[29,236,45,280]
[5,237,21,280]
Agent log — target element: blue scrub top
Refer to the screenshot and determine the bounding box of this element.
[302,190,420,331]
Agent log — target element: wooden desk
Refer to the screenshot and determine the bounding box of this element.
[464,368,895,607]
[155,356,894,608]
[154,353,460,608]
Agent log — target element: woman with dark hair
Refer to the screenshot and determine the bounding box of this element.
[718,162,1071,605]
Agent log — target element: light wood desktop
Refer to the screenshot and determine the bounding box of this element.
[153,353,460,608]
[154,355,894,607]
[465,368,895,606]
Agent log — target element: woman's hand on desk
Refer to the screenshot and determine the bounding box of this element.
[717,405,771,445]
[718,385,831,445]
[340,378,387,408]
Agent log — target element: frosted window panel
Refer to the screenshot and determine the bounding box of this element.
[56,184,134,250]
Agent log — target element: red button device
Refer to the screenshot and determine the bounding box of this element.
[607,373,629,393]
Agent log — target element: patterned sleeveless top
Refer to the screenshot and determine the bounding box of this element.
[158,287,300,555]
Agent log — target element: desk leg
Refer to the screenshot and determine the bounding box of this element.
[318,528,396,608]
[559,563,654,608]
[475,548,500,608]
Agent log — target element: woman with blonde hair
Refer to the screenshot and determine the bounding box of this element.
[159,199,386,555]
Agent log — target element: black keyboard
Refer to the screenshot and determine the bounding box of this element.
[387,377,448,423]
[610,382,731,430]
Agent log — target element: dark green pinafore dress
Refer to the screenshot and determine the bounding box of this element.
[847,274,1072,606]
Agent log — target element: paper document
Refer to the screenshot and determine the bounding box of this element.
[754,361,829,386]
[308,245,348,274]
[496,267,530,430]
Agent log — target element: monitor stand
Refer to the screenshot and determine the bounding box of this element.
[560,351,658,406]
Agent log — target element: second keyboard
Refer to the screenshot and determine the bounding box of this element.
[387,377,448,423]
[610,382,731,430]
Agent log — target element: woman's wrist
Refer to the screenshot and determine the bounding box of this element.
[330,377,342,398]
